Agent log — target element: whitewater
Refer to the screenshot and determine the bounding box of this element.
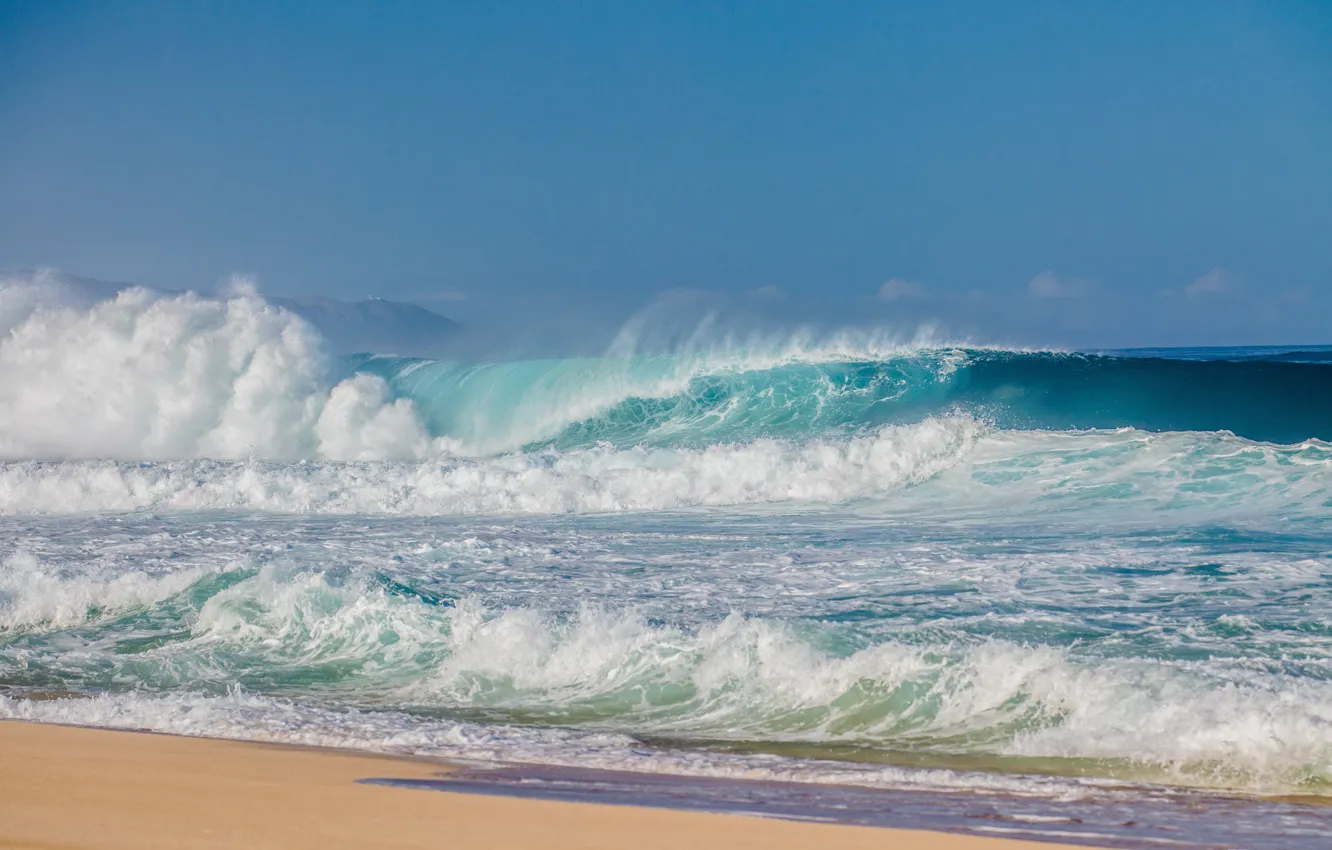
[4,278,1332,831]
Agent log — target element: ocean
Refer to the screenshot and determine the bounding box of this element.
[3,284,1332,846]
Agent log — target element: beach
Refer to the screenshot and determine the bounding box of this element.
[0,719,1098,850]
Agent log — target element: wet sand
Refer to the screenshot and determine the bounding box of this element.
[0,719,1096,850]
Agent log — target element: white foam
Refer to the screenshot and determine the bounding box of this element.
[0,551,233,632]
[1,418,1327,519]
[0,268,127,330]
[1008,664,1332,789]
[416,602,1332,791]
[187,563,446,677]
[0,274,447,462]
[6,549,1332,793]
[0,416,983,515]
[7,601,1332,795]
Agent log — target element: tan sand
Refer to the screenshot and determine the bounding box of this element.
[0,719,1096,850]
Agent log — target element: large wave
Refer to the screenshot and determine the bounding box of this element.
[352,347,1332,453]
[0,274,974,461]
[3,276,1331,518]
[6,276,1332,468]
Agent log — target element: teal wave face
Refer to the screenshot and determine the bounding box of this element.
[343,349,1332,453]
[953,352,1332,444]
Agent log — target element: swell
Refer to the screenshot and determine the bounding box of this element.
[950,352,1332,445]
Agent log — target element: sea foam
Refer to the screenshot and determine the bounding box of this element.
[0,275,448,461]
[6,562,1332,793]
[0,417,984,515]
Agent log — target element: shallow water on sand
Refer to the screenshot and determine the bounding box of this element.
[365,763,1332,849]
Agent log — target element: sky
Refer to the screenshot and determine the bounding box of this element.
[1,0,1330,349]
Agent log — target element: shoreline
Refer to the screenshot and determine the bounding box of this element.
[0,718,1098,850]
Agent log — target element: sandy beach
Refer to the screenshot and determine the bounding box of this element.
[0,719,1100,850]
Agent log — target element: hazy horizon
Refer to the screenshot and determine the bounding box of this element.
[3,1,1330,349]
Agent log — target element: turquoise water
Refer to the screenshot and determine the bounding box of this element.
[347,347,1332,449]
[2,318,1331,809]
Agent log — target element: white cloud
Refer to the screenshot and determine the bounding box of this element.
[878,278,923,301]
[416,290,468,302]
[651,286,722,307]
[1028,271,1092,298]
[746,284,786,303]
[1186,268,1233,296]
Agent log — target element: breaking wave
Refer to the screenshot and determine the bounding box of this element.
[0,276,448,461]
[5,560,1332,793]
[5,276,1332,469]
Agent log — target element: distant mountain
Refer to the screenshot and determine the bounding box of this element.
[0,268,129,307]
[271,296,460,357]
[1,270,460,359]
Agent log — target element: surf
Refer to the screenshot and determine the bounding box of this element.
[7,550,1332,794]
[4,277,1332,468]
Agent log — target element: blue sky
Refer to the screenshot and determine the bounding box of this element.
[2,0,1330,348]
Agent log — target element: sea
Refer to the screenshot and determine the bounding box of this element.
[3,282,1332,847]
